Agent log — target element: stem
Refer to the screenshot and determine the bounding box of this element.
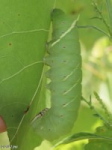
[94,92,111,123]
[92,1,111,37]
[82,96,110,127]
[106,0,112,35]
[77,25,110,37]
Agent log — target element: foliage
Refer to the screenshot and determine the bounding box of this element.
[0,0,112,150]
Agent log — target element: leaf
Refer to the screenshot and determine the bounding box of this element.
[35,140,52,150]
[56,132,112,146]
[84,126,112,150]
[0,0,55,149]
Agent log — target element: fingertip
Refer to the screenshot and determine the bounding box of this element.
[0,116,7,133]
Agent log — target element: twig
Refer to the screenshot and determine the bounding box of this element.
[94,92,111,123]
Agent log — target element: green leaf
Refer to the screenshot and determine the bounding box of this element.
[0,0,55,149]
[56,132,112,146]
[84,126,112,150]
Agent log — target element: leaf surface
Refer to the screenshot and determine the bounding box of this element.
[0,0,55,149]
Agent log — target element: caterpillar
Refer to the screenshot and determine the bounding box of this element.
[32,9,82,141]
[0,116,7,133]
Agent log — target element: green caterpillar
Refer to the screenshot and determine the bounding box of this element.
[32,9,82,141]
